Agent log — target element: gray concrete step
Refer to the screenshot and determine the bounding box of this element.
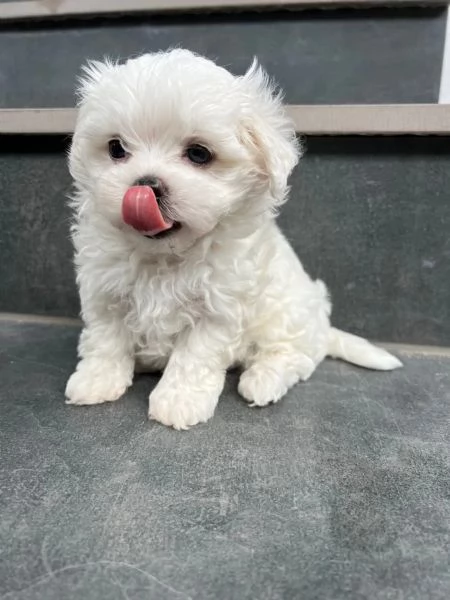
[0,6,448,345]
[1,135,449,345]
[1,317,449,600]
[0,7,445,107]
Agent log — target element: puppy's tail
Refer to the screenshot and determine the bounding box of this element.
[328,327,402,371]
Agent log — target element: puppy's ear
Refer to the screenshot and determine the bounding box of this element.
[239,60,300,207]
[76,58,117,104]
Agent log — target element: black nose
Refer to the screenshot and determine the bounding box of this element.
[134,176,167,200]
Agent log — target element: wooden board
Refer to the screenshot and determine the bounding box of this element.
[0,0,446,21]
[1,105,450,136]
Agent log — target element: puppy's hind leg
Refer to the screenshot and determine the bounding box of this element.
[238,345,317,408]
[238,278,330,407]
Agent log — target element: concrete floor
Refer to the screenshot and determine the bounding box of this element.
[1,319,450,600]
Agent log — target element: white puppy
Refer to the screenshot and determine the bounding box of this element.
[66,49,401,429]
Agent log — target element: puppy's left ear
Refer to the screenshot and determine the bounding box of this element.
[239,60,300,207]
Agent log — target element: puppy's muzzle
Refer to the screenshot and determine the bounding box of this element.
[133,176,167,204]
[122,177,181,239]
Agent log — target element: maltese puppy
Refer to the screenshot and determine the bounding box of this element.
[65,49,402,429]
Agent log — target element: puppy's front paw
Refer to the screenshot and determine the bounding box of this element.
[149,385,218,430]
[65,359,132,406]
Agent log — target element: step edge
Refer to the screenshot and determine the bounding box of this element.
[0,0,446,21]
[382,342,450,357]
[2,105,450,136]
[0,312,81,327]
[1,312,449,356]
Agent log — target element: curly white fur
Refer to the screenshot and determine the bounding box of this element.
[65,49,402,429]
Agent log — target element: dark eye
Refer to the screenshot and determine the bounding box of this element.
[185,144,213,165]
[108,138,128,161]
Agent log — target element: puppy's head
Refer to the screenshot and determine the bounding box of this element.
[70,49,299,253]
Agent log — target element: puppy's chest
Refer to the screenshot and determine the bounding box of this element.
[123,264,205,343]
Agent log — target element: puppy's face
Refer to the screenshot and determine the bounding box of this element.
[70,50,299,253]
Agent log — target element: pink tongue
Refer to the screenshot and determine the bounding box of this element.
[122,186,173,236]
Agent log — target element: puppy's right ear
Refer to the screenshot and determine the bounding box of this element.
[69,59,116,184]
[76,58,116,104]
